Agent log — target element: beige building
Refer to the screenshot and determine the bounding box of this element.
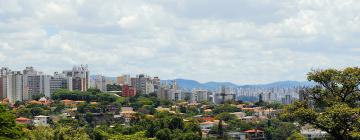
[117,75,130,85]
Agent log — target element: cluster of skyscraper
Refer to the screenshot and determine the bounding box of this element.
[0,65,89,103]
[238,86,303,104]
[108,74,237,104]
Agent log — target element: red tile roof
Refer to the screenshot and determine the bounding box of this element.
[16,117,31,121]
[243,129,264,133]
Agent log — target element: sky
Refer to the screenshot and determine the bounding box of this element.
[0,0,359,84]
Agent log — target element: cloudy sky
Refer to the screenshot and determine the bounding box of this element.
[0,0,359,84]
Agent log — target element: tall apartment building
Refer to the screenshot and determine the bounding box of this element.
[49,72,72,95]
[63,65,89,92]
[22,67,51,100]
[153,77,160,93]
[157,80,182,101]
[92,75,107,92]
[214,86,235,104]
[117,74,130,85]
[0,67,11,99]
[122,84,136,97]
[135,74,154,94]
[6,71,24,103]
[191,89,209,102]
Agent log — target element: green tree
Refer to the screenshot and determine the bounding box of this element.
[0,105,23,139]
[16,107,32,118]
[179,132,201,140]
[287,132,306,140]
[169,117,184,130]
[227,119,253,131]
[215,112,237,121]
[32,93,45,100]
[265,121,298,140]
[155,128,172,140]
[109,131,152,140]
[217,120,224,138]
[281,67,360,140]
[54,126,90,140]
[25,126,55,140]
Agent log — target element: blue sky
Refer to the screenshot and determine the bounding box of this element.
[0,0,359,84]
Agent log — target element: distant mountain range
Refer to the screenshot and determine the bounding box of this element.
[92,75,315,90]
[161,79,315,90]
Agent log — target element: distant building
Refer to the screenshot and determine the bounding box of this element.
[243,129,265,140]
[33,115,50,126]
[0,65,90,103]
[22,67,51,99]
[92,75,107,92]
[0,67,11,99]
[214,86,235,104]
[63,65,89,92]
[6,71,24,103]
[133,74,154,94]
[122,84,136,97]
[153,77,160,93]
[191,89,209,102]
[50,72,72,94]
[281,94,293,105]
[120,107,136,123]
[301,128,328,139]
[117,74,130,85]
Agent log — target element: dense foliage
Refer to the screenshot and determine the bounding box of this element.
[281,67,360,140]
[51,89,118,102]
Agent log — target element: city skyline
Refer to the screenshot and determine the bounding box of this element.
[1,0,360,84]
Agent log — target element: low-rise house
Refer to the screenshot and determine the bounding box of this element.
[29,100,43,105]
[155,106,171,112]
[200,120,228,133]
[38,97,51,105]
[120,107,136,123]
[227,131,247,140]
[243,129,265,140]
[16,117,32,124]
[241,116,258,122]
[230,112,246,119]
[199,121,215,132]
[301,128,328,139]
[33,115,50,126]
[61,99,75,107]
[74,101,86,106]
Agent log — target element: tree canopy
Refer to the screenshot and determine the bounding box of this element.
[281,67,360,139]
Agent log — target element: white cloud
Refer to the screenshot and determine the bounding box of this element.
[0,0,359,84]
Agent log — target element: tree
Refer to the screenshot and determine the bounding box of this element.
[155,128,172,140]
[179,132,201,140]
[32,93,45,100]
[215,112,237,121]
[217,120,224,138]
[169,117,184,130]
[54,126,90,140]
[109,131,152,140]
[265,121,298,140]
[287,132,306,140]
[281,67,360,139]
[25,126,55,140]
[0,105,23,139]
[16,107,32,118]
[227,119,253,131]
[212,104,240,114]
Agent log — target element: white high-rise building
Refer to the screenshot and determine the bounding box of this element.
[63,65,90,92]
[50,72,73,94]
[6,71,24,103]
[22,67,51,99]
[191,89,209,102]
[92,75,107,92]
